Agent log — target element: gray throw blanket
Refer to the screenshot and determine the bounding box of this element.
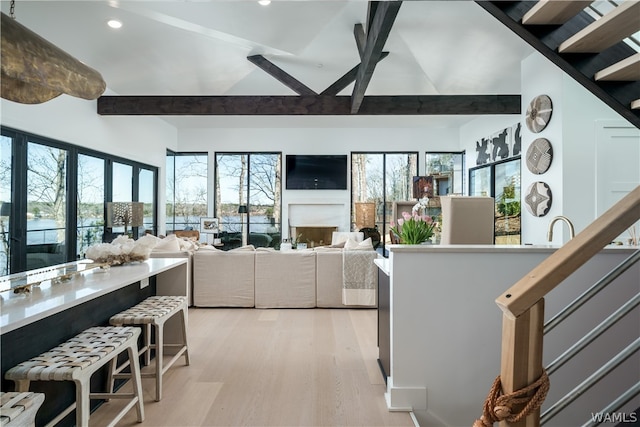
[342,250,377,306]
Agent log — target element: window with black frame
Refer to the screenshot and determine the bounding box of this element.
[1,126,158,274]
[214,153,281,250]
[469,157,521,244]
[351,152,418,252]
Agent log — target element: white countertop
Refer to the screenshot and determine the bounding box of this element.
[387,243,638,254]
[374,258,390,275]
[0,258,187,334]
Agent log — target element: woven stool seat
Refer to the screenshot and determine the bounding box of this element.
[110,295,189,401]
[5,326,144,427]
[6,327,137,382]
[110,296,187,324]
[0,392,44,427]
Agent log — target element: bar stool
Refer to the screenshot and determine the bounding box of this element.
[0,392,45,427]
[4,326,144,427]
[109,295,190,401]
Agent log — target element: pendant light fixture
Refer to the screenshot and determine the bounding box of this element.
[1,1,106,104]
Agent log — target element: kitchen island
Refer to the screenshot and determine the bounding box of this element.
[0,258,188,426]
[378,244,639,427]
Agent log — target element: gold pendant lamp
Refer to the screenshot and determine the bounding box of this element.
[1,1,106,104]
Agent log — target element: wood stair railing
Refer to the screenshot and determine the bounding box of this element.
[476,0,640,128]
[480,185,640,427]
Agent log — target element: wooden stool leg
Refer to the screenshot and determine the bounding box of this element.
[154,323,163,402]
[128,343,145,422]
[144,323,152,366]
[13,379,30,392]
[75,378,90,427]
[181,307,190,366]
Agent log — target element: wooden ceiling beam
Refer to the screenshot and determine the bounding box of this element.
[351,1,402,113]
[97,94,521,116]
[354,23,367,58]
[321,52,389,96]
[247,54,317,96]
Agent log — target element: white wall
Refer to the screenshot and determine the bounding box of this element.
[178,125,459,238]
[458,52,638,245]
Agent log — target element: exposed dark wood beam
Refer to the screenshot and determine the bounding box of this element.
[321,52,389,96]
[351,1,402,113]
[366,2,380,33]
[354,23,367,59]
[97,95,520,116]
[247,54,317,96]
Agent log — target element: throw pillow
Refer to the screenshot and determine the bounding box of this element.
[198,245,220,251]
[153,234,181,252]
[344,237,374,251]
[232,244,256,251]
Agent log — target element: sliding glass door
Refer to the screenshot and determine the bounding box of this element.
[351,152,418,251]
[215,153,281,249]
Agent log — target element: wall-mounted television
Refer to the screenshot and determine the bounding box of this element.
[286,155,348,190]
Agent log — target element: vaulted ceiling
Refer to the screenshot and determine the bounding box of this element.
[0,0,536,128]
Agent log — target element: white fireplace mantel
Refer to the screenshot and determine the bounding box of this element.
[286,199,349,237]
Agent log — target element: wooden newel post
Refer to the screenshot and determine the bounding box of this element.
[499,299,545,427]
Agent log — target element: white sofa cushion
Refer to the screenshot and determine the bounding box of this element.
[154,234,181,252]
[344,237,374,251]
[331,232,364,245]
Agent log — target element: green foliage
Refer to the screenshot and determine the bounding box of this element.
[390,213,436,244]
[498,200,521,216]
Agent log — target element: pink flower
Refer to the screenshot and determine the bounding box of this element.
[422,215,433,223]
[397,218,404,226]
[402,211,412,220]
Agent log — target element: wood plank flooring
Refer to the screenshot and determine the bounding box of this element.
[90,308,414,427]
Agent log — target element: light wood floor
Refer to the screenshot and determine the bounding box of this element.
[91,308,414,427]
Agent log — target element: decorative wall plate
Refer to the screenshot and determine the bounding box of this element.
[525,182,552,217]
[526,138,553,174]
[525,95,553,133]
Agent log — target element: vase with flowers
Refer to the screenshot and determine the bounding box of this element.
[389,197,438,244]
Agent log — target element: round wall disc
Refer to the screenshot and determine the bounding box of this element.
[525,95,553,133]
[525,181,552,217]
[526,138,553,174]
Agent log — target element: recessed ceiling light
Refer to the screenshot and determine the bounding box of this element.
[258,0,271,5]
[107,19,122,29]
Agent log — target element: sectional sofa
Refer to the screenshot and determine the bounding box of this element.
[192,240,379,309]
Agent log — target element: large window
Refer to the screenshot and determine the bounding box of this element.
[165,152,208,233]
[1,127,158,274]
[469,157,521,244]
[425,152,465,196]
[215,153,281,249]
[351,152,418,251]
[26,142,68,271]
[77,154,105,259]
[0,135,12,276]
[139,168,156,237]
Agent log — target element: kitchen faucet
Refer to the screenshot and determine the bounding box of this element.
[547,215,575,242]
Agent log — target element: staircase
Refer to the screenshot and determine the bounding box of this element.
[475,180,639,427]
[476,0,640,129]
